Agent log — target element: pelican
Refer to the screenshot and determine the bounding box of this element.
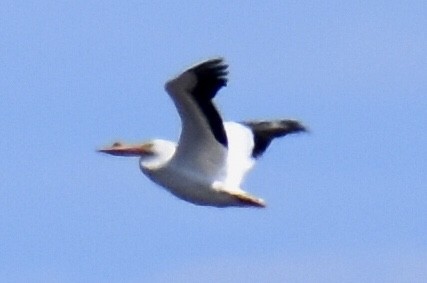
[99,58,306,208]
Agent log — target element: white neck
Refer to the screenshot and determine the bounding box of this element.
[139,139,176,171]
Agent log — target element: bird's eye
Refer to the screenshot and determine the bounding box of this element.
[141,143,153,150]
[112,142,122,147]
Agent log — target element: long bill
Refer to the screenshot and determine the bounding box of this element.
[97,142,154,157]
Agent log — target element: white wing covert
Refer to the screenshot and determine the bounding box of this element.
[165,58,229,182]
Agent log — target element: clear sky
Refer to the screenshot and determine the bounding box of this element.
[1,1,426,282]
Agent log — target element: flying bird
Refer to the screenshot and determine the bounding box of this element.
[99,58,306,208]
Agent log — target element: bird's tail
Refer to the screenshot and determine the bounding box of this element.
[224,189,266,208]
[242,119,307,158]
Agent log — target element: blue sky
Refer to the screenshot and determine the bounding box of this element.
[1,1,426,282]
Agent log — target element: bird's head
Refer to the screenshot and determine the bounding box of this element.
[98,140,176,170]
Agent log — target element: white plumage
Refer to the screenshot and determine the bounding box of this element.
[99,58,306,207]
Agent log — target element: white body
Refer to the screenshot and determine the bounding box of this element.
[139,122,257,207]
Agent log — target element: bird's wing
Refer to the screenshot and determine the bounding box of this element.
[222,122,256,188]
[164,58,229,181]
[221,120,306,187]
[243,119,307,158]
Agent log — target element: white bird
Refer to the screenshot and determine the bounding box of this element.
[99,58,306,208]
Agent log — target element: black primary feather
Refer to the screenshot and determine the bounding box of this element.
[243,119,307,158]
[188,58,229,147]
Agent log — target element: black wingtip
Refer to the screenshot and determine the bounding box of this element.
[188,58,230,147]
[191,58,229,89]
[278,119,308,135]
[242,119,307,158]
